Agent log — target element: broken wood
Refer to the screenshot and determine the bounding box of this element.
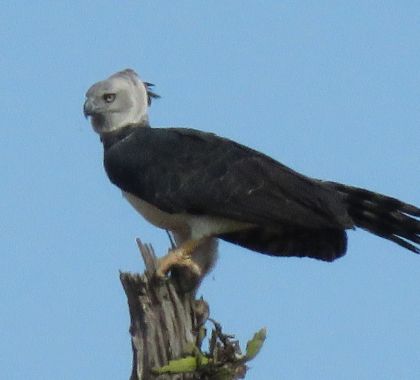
[119,239,265,379]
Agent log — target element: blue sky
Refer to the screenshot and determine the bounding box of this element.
[1,2,419,379]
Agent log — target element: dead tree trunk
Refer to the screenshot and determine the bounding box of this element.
[120,240,199,380]
[120,239,265,380]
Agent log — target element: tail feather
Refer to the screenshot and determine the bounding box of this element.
[326,182,420,254]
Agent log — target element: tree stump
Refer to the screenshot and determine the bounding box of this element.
[120,239,265,380]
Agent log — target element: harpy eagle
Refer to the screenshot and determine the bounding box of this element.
[84,69,419,280]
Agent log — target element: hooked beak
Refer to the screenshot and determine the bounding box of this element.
[83,98,95,119]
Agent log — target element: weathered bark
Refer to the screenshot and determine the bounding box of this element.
[120,239,201,380]
[120,239,264,379]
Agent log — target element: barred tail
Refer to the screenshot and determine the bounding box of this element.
[326,182,420,254]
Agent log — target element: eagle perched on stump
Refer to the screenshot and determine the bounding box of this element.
[84,69,419,282]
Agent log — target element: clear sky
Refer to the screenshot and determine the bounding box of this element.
[1,2,419,379]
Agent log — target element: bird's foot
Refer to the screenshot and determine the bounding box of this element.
[155,245,202,280]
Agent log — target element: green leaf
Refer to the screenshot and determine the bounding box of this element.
[152,355,209,375]
[245,328,267,361]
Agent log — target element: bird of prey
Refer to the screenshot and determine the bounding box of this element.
[84,69,419,281]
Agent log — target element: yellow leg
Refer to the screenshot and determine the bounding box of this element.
[156,239,203,279]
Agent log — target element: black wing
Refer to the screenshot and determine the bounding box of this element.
[103,127,353,230]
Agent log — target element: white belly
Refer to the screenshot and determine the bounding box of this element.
[123,191,254,239]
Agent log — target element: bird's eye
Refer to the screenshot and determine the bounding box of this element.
[103,93,116,103]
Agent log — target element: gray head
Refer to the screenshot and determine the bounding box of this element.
[83,69,159,134]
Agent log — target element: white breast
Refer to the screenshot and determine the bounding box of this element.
[123,191,254,240]
[123,191,189,233]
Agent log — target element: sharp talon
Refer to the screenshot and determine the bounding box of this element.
[177,257,202,277]
[155,256,172,279]
[154,267,166,280]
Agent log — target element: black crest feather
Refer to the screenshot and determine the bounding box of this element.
[144,82,161,106]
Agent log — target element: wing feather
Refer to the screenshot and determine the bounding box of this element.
[104,127,353,230]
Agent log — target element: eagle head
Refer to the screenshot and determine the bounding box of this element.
[83,69,159,134]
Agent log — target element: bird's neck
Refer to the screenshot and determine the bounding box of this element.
[100,123,148,149]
